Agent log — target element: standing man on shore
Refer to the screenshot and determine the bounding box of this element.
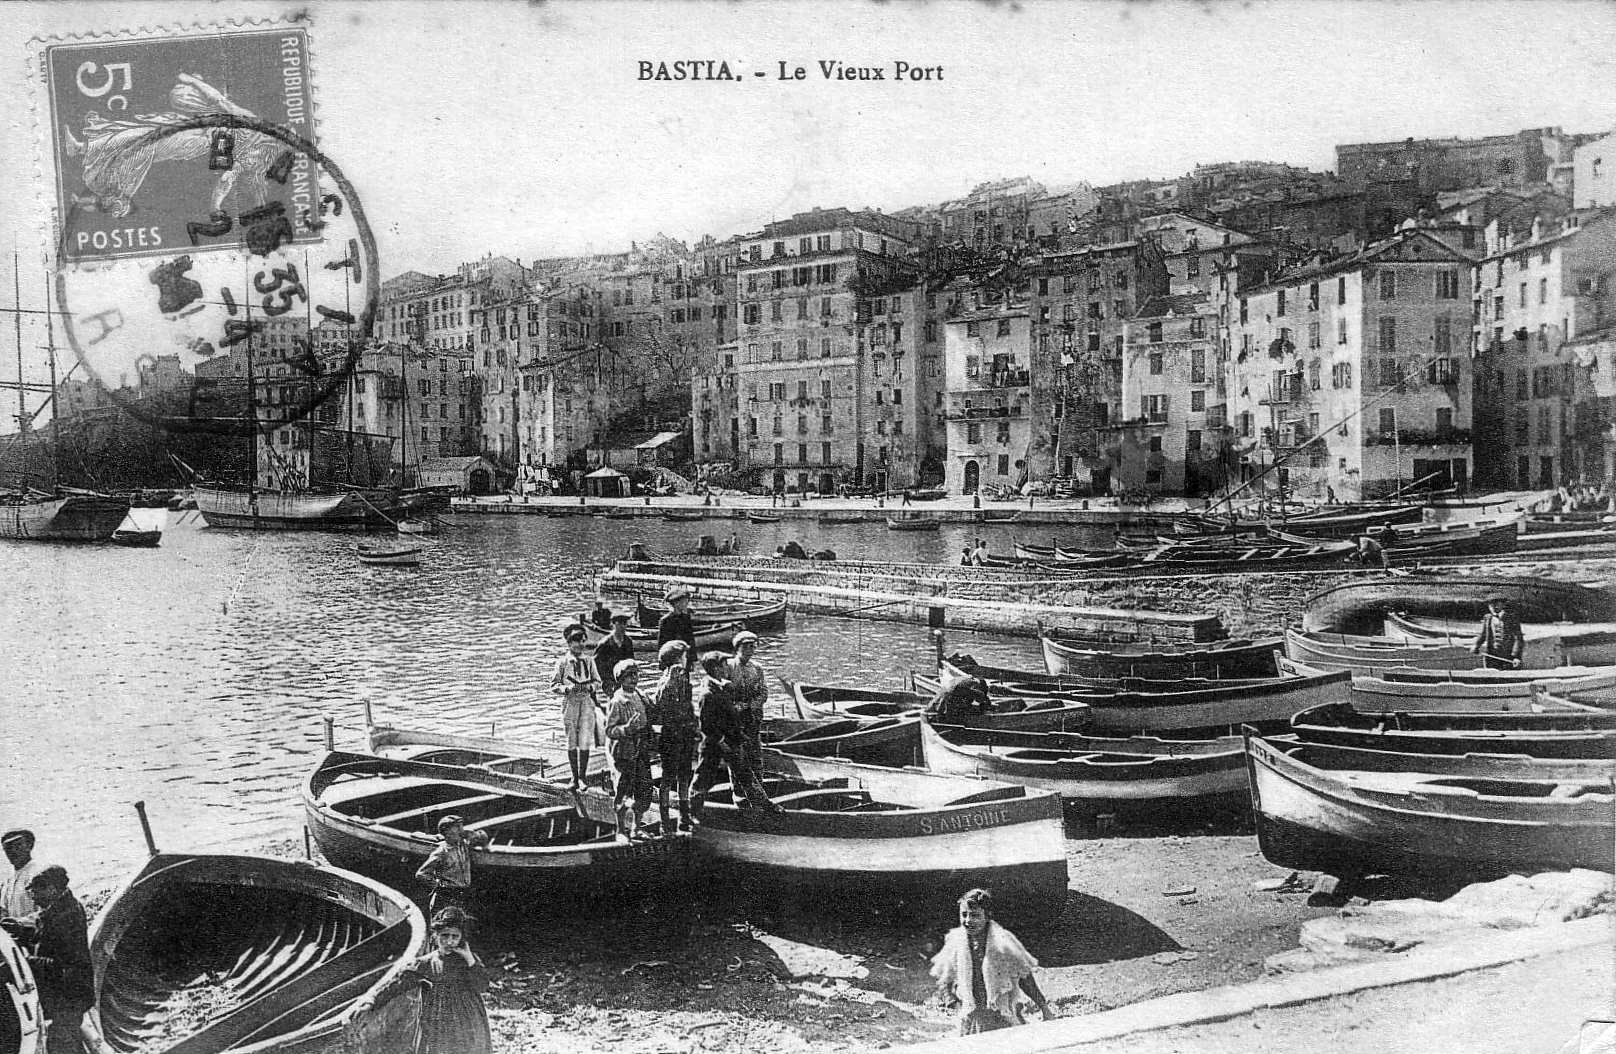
[3,865,93,1054]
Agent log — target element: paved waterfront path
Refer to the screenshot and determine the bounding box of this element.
[899,916,1613,1053]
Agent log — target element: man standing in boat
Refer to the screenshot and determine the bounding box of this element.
[5,865,92,1054]
[657,586,698,664]
[1472,596,1526,668]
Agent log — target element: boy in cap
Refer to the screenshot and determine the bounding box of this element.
[415,814,489,917]
[8,864,92,1054]
[0,829,42,920]
[657,586,697,661]
[651,640,698,831]
[594,613,637,696]
[689,652,779,820]
[551,623,603,790]
[605,660,654,839]
[727,630,769,776]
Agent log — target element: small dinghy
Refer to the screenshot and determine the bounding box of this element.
[761,715,922,768]
[0,927,40,1054]
[357,541,422,567]
[86,852,427,1054]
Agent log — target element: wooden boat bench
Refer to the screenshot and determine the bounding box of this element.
[465,804,578,842]
[943,786,1028,807]
[770,787,874,810]
[369,792,506,829]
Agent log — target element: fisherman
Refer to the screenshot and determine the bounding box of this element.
[970,538,989,566]
[656,585,698,662]
[931,888,1055,1035]
[588,599,614,631]
[960,546,974,567]
[651,641,699,832]
[926,668,993,721]
[727,631,769,778]
[688,652,778,820]
[4,865,93,1054]
[594,613,637,696]
[604,660,655,840]
[1472,595,1526,667]
[1353,532,1388,569]
[0,830,42,920]
[551,623,602,791]
[415,815,489,917]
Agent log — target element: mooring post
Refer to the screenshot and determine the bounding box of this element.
[362,698,374,731]
[323,715,335,752]
[932,628,945,669]
[304,826,313,860]
[133,801,158,857]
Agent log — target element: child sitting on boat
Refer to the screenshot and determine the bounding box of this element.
[605,660,655,839]
[931,888,1054,1035]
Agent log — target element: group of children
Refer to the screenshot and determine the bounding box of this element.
[554,587,781,840]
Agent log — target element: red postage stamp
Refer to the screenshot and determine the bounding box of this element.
[40,25,318,263]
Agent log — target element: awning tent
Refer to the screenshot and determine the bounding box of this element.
[584,466,630,497]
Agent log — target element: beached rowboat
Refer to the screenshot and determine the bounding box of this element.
[303,752,692,908]
[1288,702,1616,758]
[696,749,1069,925]
[919,720,1246,813]
[86,852,428,1054]
[1258,735,1616,780]
[1245,731,1615,880]
[366,714,610,781]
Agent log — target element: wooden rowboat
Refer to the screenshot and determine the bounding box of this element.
[697,749,1069,926]
[356,541,422,567]
[761,715,922,768]
[914,660,1351,734]
[1287,627,1616,671]
[635,595,788,633]
[1041,635,1281,679]
[303,752,692,908]
[1245,731,1615,881]
[787,680,1091,732]
[746,512,784,524]
[577,614,746,652]
[919,719,1246,814]
[0,927,40,1054]
[1277,654,1616,701]
[87,852,428,1054]
[1303,574,1616,634]
[1288,702,1616,758]
[661,511,707,522]
[1259,735,1616,781]
[366,714,610,782]
[1384,610,1616,647]
[885,514,940,531]
[937,654,1280,691]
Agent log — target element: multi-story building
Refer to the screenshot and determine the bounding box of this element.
[516,288,619,470]
[1025,239,1170,492]
[330,344,478,479]
[941,300,1033,494]
[727,208,919,493]
[1472,210,1616,488]
[1574,133,1615,209]
[1116,293,1225,496]
[938,177,1045,248]
[1337,128,1576,194]
[1225,227,1478,502]
[1131,213,1301,296]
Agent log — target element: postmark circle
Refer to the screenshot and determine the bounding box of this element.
[53,112,379,438]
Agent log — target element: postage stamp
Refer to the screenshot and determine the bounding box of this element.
[39,25,319,263]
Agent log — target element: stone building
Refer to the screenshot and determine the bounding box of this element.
[941,300,1033,495]
[1025,239,1170,493]
[1472,209,1616,488]
[1116,293,1225,497]
[1574,133,1615,209]
[1131,213,1300,296]
[938,177,1045,248]
[1336,128,1576,194]
[1225,227,1477,502]
[726,208,920,492]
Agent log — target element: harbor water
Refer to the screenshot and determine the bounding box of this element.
[0,511,1090,892]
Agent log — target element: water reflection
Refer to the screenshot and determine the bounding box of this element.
[0,511,1059,889]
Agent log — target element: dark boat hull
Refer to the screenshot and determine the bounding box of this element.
[1304,574,1616,634]
[635,595,789,633]
[0,493,129,542]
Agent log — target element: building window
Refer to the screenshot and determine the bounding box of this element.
[1378,317,1397,354]
[1437,270,1460,299]
[1380,272,1396,300]
[996,422,1011,444]
[1337,318,1347,345]
[1337,276,1347,304]
[997,454,1010,476]
[821,414,832,433]
[966,423,982,444]
[1147,322,1163,343]
[1379,408,1396,435]
[1190,390,1205,411]
[966,322,980,337]
[774,443,783,464]
[996,319,1011,337]
[1276,290,1287,316]
[1308,321,1320,349]
[1149,350,1163,375]
[1190,349,1206,383]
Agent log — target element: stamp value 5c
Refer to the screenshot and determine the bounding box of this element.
[41,25,318,262]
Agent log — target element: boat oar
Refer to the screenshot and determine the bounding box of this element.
[134,801,159,857]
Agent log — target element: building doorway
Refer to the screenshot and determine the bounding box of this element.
[962,460,980,494]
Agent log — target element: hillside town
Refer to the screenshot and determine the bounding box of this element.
[14,123,1616,506]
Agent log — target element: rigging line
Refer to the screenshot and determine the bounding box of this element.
[221,533,265,616]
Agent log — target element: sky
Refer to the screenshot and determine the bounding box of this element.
[0,0,1612,382]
